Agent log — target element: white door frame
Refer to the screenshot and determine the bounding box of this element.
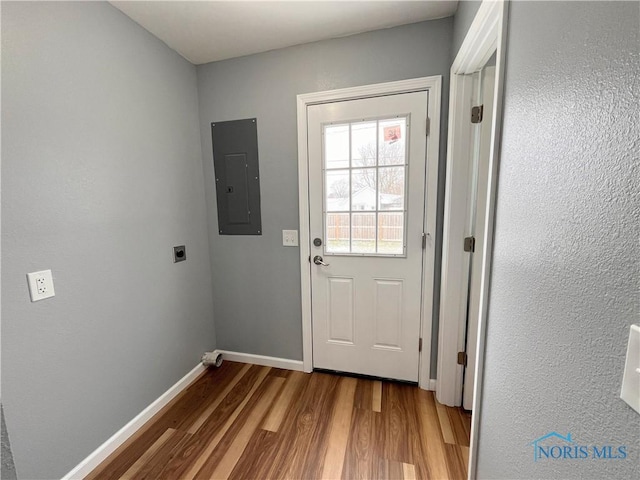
[296,76,442,390]
[435,0,509,478]
[463,65,496,411]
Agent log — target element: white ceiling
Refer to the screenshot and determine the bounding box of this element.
[110,1,458,65]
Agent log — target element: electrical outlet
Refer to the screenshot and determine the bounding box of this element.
[282,230,299,247]
[36,276,47,294]
[27,269,55,302]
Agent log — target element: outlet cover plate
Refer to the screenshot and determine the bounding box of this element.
[27,269,55,302]
[621,324,640,414]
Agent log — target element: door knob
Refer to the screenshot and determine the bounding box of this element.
[313,255,330,266]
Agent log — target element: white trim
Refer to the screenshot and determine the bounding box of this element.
[297,76,441,390]
[297,94,313,373]
[428,379,437,391]
[297,77,441,107]
[468,2,510,478]
[452,0,502,75]
[62,363,206,480]
[436,73,476,407]
[418,78,442,391]
[214,350,304,371]
[62,351,304,479]
[463,66,496,411]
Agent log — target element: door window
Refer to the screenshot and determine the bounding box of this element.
[324,117,408,255]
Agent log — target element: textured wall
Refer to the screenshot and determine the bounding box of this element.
[197,20,453,364]
[1,2,215,478]
[1,405,17,480]
[476,2,639,478]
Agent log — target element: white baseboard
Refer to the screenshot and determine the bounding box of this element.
[62,352,302,479]
[215,349,304,372]
[61,351,429,478]
[62,363,206,480]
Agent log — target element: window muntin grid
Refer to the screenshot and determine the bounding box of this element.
[323,116,409,256]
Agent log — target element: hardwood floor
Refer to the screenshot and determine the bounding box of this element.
[87,362,471,480]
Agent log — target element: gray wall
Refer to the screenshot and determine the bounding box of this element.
[1,2,215,478]
[451,0,482,60]
[197,19,453,363]
[476,2,639,478]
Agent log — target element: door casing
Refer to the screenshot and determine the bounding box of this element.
[296,76,442,390]
[463,65,496,411]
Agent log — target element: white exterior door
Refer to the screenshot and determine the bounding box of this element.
[308,92,428,382]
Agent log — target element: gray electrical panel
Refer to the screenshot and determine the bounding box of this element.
[211,118,262,235]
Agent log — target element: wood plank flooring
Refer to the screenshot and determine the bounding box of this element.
[87,362,471,480]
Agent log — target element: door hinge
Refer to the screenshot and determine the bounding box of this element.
[471,105,484,124]
[419,338,423,352]
[464,236,476,252]
[421,232,427,249]
[426,117,430,136]
[457,351,468,366]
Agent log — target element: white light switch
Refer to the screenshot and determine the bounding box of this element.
[27,269,56,302]
[621,324,640,414]
[282,229,299,247]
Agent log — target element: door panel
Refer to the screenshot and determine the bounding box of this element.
[327,277,355,344]
[308,92,428,382]
[373,279,403,349]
